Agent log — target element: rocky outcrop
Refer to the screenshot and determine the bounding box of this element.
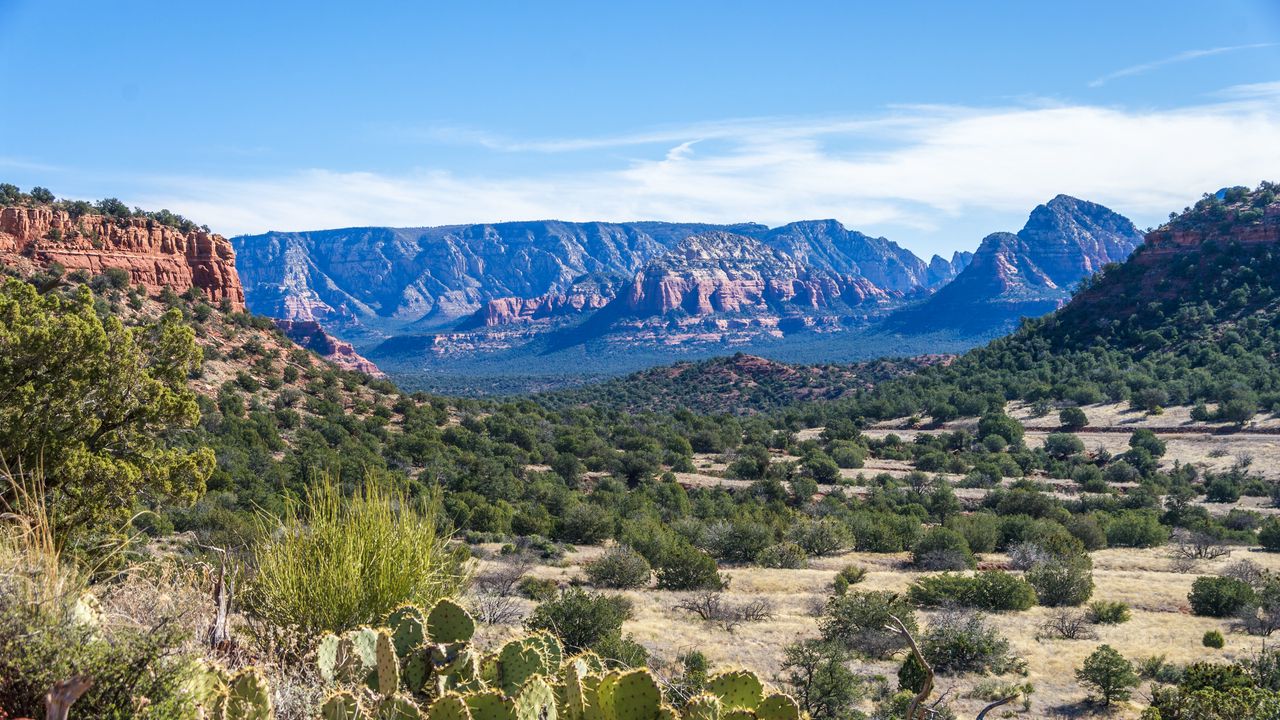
[611,231,894,319]
[274,319,385,377]
[884,195,1143,335]
[458,275,618,329]
[0,206,244,308]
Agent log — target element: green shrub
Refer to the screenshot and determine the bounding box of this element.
[702,519,773,563]
[516,576,559,601]
[1189,576,1257,617]
[243,477,466,635]
[820,590,917,659]
[908,571,1037,612]
[1026,555,1094,607]
[1203,629,1225,648]
[1059,407,1089,430]
[1076,644,1138,707]
[832,565,867,595]
[756,542,808,569]
[525,587,641,660]
[1105,510,1169,548]
[920,608,1017,675]
[655,542,726,591]
[788,517,852,557]
[585,545,651,589]
[911,526,975,570]
[1259,517,1280,552]
[1086,600,1131,625]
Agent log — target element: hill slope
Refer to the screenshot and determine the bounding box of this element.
[884,195,1143,336]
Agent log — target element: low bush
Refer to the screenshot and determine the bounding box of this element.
[1026,556,1094,607]
[525,587,638,657]
[832,565,867,595]
[921,608,1019,675]
[907,571,1037,612]
[1203,629,1225,648]
[516,576,559,601]
[1189,576,1257,617]
[1086,600,1131,625]
[655,542,726,591]
[820,590,917,659]
[585,545,651,589]
[911,526,975,570]
[756,542,808,569]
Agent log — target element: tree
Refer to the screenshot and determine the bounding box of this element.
[1059,406,1088,430]
[819,590,916,659]
[28,186,54,203]
[1189,576,1256,617]
[911,526,975,570]
[1026,555,1095,607]
[0,280,212,544]
[585,545,651,589]
[780,640,863,720]
[1044,432,1085,460]
[1075,644,1138,706]
[525,587,633,653]
[654,542,725,591]
[1259,517,1280,552]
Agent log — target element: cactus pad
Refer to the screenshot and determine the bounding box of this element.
[320,691,363,720]
[609,670,661,720]
[526,632,564,670]
[387,605,428,657]
[403,650,431,693]
[428,598,476,643]
[514,676,559,720]
[705,671,763,710]
[682,694,723,720]
[722,710,756,720]
[754,695,799,720]
[466,691,517,720]
[428,693,473,720]
[498,639,549,696]
[225,667,272,720]
[375,629,402,696]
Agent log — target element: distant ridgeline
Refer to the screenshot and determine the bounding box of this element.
[231,195,1145,389]
[812,182,1280,424]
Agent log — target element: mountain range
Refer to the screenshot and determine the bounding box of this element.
[231,195,1141,387]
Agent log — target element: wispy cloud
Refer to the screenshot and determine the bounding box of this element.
[1089,43,1276,88]
[111,91,1280,256]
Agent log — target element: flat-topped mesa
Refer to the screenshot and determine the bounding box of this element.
[0,205,245,309]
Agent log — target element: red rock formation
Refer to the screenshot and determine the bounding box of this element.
[274,319,385,377]
[477,290,612,326]
[0,206,244,308]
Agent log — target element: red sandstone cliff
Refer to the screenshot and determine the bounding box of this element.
[0,206,244,308]
[274,319,385,377]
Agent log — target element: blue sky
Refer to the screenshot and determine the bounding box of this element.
[2,1,1279,258]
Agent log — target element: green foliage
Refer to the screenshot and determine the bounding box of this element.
[755,542,808,569]
[586,545,652,589]
[0,280,212,544]
[1259,517,1280,552]
[525,587,637,657]
[819,590,916,659]
[1189,576,1257,617]
[787,517,852,557]
[908,570,1037,612]
[1086,600,1131,625]
[779,639,863,720]
[655,543,725,591]
[831,565,866,595]
[243,477,466,636]
[1059,406,1088,430]
[911,526,975,570]
[1203,629,1225,649]
[920,608,1017,675]
[1076,644,1138,706]
[1025,555,1094,607]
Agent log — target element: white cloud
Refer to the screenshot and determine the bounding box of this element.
[137,93,1280,256]
[1088,43,1276,88]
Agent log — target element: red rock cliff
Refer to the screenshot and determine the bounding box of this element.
[0,206,244,308]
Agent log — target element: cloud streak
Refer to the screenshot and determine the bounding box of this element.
[132,93,1280,256]
[1089,43,1275,87]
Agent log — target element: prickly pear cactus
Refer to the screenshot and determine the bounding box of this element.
[514,676,559,720]
[525,633,563,670]
[682,694,722,720]
[387,605,429,657]
[225,667,273,720]
[466,690,517,720]
[609,670,661,720]
[320,691,363,720]
[402,650,431,694]
[375,629,402,696]
[428,598,476,643]
[754,695,799,720]
[428,693,473,720]
[497,639,550,696]
[705,672,763,711]
[376,695,422,720]
[721,710,756,720]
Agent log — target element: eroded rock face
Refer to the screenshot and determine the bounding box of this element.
[0,206,244,308]
[884,195,1143,334]
[274,320,385,377]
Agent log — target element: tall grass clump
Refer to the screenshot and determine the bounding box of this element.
[0,468,196,718]
[244,476,467,637]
